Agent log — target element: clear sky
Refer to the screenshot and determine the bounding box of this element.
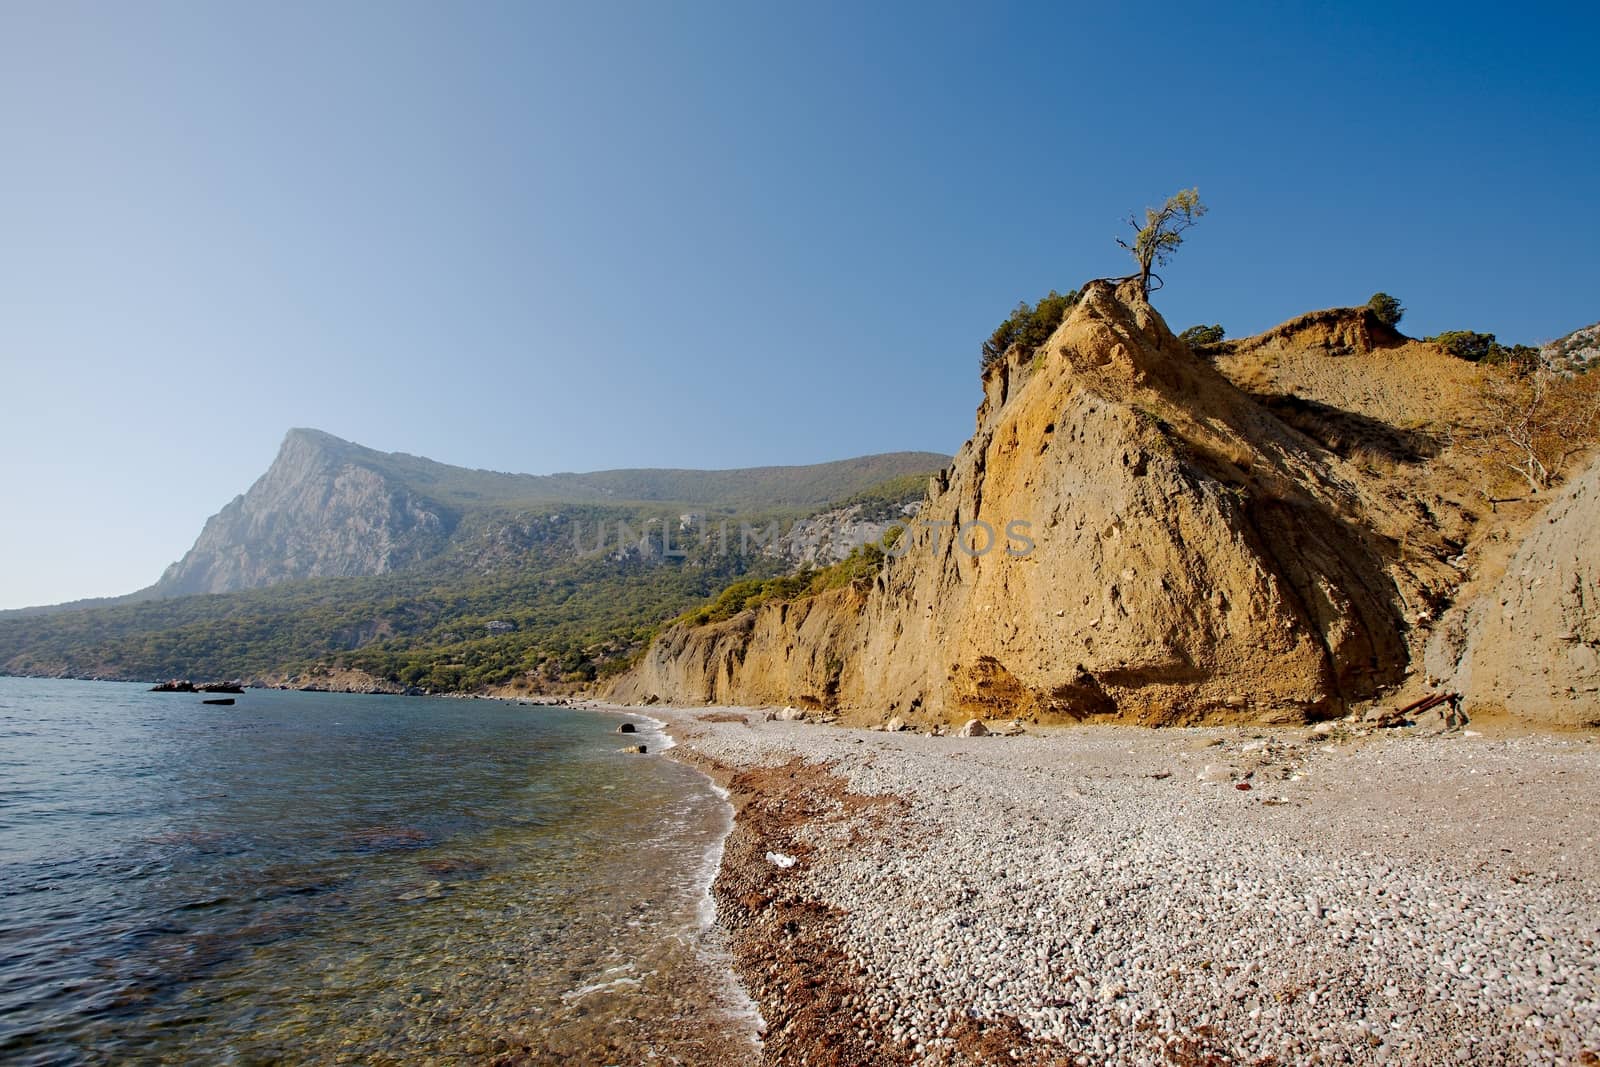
[2,1,1596,608]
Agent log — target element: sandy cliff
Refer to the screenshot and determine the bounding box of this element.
[614,281,1452,724]
[1425,454,1600,725]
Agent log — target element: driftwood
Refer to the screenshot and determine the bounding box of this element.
[1397,692,1460,716]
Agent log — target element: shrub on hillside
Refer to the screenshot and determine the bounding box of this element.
[1179,323,1226,348]
[981,288,1081,370]
[1431,330,1502,362]
[1367,292,1405,327]
[1431,330,1541,372]
[677,532,902,627]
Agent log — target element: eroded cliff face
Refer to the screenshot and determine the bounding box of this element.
[1425,455,1600,726]
[613,281,1423,725]
[151,430,454,596]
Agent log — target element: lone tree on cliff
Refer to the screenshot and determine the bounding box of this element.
[1117,188,1206,298]
[1367,292,1405,327]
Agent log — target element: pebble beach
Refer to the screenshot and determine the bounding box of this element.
[638,706,1600,1065]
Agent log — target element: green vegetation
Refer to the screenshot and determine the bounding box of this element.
[831,471,932,521]
[1117,188,1206,298]
[1366,292,1405,327]
[1179,324,1226,347]
[980,289,1080,370]
[1430,330,1540,371]
[1430,330,1497,361]
[0,532,785,691]
[676,532,901,628]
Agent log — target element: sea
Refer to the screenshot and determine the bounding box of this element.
[0,677,760,1065]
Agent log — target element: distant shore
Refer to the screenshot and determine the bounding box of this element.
[609,705,1600,1065]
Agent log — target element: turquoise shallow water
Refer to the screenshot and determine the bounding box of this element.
[0,678,757,1065]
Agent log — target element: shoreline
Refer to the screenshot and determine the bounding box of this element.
[593,703,1600,1065]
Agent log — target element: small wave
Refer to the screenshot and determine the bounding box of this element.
[678,764,767,1044]
[560,972,642,1004]
[637,714,676,752]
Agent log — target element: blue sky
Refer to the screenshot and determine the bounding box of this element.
[1,1,1596,607]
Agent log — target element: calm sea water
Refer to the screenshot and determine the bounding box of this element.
[0,678,758,1065]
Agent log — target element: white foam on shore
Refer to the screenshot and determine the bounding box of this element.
[637,713,676,752]
[689,779,768,1044]
[560,973,642,1003]
[568,702,765,1047]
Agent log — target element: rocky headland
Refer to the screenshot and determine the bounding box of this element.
[612,282,1597,736]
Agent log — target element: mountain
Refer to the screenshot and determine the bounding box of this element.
[151,430,455,597]
[610,282,1536,724]
[0,434,946,688]
[146,428,947,598]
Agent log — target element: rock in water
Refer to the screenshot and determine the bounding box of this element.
[616,722,637,734]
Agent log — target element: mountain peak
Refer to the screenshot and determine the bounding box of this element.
[150,430,453,598]
[277,427,371,465]
[283,426,353,448]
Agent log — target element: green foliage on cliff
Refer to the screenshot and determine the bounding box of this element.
[980,289,1081,370]
[677,532,900,628]
[1366,292,1405,327]
[1430,330,1540,371]
[1179,323,1226,347]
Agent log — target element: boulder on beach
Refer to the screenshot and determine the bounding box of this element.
[958,719,988,738]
